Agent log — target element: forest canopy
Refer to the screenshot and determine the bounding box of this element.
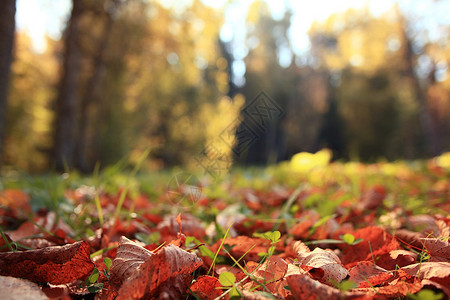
[1,0,450,173]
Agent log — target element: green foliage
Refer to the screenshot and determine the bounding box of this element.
[219,271,236,286]
[408,290,444,300]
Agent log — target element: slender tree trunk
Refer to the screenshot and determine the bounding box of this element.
[398,12,442,156]
[76,15,113,172]
[53,0,84,171]
[0,0,16,170]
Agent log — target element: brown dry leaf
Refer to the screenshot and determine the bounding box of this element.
[291,240,310,255]
[0,241,94,284]
[401,261,450,285]
[113,244,203,299]
[420,238,450,262]
[357,185,386,211]
[240,290,279,299]
[298,247,349,285]
[405,215,441,237]
[0,275,49,300]
[395,229,424,248]
[110,236,153,282]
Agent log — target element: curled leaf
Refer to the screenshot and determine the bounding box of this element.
[298,247,349,284]
[114,244,203,299]
[0,241,94,284]
[110,236,153,282]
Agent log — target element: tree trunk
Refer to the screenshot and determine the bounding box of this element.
[53,0,85,171]
[398,12,442,156]
[76,14,114,172]
[0,0,16,170]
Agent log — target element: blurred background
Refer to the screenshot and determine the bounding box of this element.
[0,0,449,173]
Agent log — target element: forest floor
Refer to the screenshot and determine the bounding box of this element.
[0,152,449,299]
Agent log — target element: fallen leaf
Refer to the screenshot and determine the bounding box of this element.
[0,275,48,300]
[357,185,386,211]
[189,275,223,300]
[421,279,450,298]
[341,226,400,267]
[210,236,272,262]
[348,261,392,288]
[298,247,349,285]
[286,274,341,300]
[420,238,450,262]
[352,278,422,298]
[0,241,94,284]
[112,244,203,299]
[377,249,418,271]
[247,255,290,296]
[401,261,450,286]
[110,236,153,283]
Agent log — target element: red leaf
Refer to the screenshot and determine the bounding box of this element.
[189,275,223,300]
[352,278,422,298]
[376,250,417,270]
[110,241,203,300]
[349,261,393,288]
[341,226,401,267]
[286,274,342,300]
[0,241,94,284]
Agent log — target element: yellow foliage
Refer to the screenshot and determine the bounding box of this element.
[436,152,450,169]
[188,94,245,176]
[289,149,332,173]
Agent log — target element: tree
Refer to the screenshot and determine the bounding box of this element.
[0,0,16,170]
[53,0,85,171]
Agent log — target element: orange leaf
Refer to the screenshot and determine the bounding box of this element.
[254,255,288,282]
[341,226,400,267]
[189,275,223,300]
[349,261,392,288]
[0,241,94,284]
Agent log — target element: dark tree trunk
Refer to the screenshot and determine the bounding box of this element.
[76,14,114,172]
[398,14,442,156]
[53,0,85,171]
[0,0,16,170]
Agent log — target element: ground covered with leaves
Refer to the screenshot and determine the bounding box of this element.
[0,151,449,299]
